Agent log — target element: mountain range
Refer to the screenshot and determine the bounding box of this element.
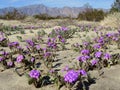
[0,4,108,18]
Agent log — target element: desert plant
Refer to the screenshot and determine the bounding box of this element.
[0,9,26,20]
[78,9,106,21]
[100,12,120,27]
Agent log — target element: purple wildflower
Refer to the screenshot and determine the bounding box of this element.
[0,37,6,42]
[97,37,104,43]
[17,46,22,50]
[57,35,62,39]
[104,53,111,60]
[16,55,24,63]
[47,42,57,49]
[64,70,79,83]
[61,27,68,31]
[26,40,34,46]
[62,66,69,72]
[29,70,40,79]
[95,51,102,58]
[91,60,98,66]
[52,38,56,42]
[83,42,89,46]
[42,47,47,51]
[0,51,9,56]
[112,37,118,41]
[81,49,89,55]
[77,55,90,62]
[106,33,113,38]
[94,28,97,33]
[31,57,35,62]
[61,38,66,43]
[44,52,51,58]
[7,62,13,67]
[77,69,87,76]
[8,42,19,47]
[49,69,55,73]
[36,45,40,50]
[0,57,4,61]
[93,43,101,49]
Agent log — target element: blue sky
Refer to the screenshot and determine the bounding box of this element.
[0,0,114,9]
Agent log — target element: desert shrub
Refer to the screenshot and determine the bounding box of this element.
[20,30,25,34]
[33,14,74,21]
[33,14,55,20]
[23,16,38,23]
[0,9,26,20]
[37,30,46,37]
[0,25,23,36]
[110,0,120,13]
[100,12,120,27]
[78,9,106,21]
[49,27,76,39]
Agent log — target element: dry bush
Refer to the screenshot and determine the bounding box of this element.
[100,12,120,28]
[22,16,38,23]
[78,9,106,21]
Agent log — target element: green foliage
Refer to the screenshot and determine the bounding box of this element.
[77,9,106,21]
[30,30,34,33]
[110,0,120,13]
[110,7,119,13]
[33,13,73,20]
[16,36,23,42]
[37,30,46,37]
[0,38,8,47]
[33,14,55,20]
[0,25,23,36]
[49,28,76,39]
[20,30,25,34]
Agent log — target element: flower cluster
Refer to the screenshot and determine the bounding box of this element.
[77,69,87,76]
[29,70,40,79]
[0,57,4,62]
[8,42,19,48]
[64,70,79,83]
[95,51,102,58]
[104,53,111,60]
[64,69,87,83]
[91,60,98,66]
[47,38,57,49]
[16,55,24,63]
[81,49,89,55]
[26,40,35,47]
[77,55,90,62]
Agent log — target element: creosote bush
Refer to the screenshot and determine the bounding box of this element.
[78,8,106,21]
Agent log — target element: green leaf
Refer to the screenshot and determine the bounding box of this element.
[28,78,35,85]
[24,73,30,79]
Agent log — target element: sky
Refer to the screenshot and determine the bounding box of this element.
[0,0,114,9]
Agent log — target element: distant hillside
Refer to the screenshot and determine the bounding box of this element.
[0,4,109,18]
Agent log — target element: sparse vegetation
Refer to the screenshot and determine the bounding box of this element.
[77,8,106,21]
[100,12,120,27]
[0,9,26,20]
[0,1,120,90]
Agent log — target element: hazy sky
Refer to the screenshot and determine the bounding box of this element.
[0,0,114,9]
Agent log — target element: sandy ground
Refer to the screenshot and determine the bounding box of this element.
[0,20,120,90]
[0,65,120,90]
